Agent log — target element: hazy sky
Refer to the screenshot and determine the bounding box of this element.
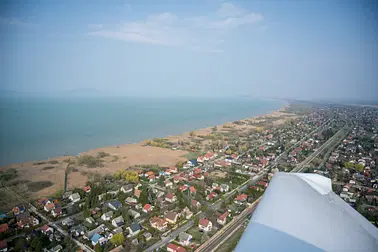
[1,0,377,100]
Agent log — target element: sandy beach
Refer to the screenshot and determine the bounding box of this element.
[1,105,295,200]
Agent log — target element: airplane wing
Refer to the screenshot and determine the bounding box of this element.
[236,172,378,252]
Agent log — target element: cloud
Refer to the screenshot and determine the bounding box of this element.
[88,24,103,30]
[0,16,38,29]
[88,2,263,51]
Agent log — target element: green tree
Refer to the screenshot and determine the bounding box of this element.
[15,238,26,252]
[110,233,125,245]
[139,188,149,205]
[95,244,103,252]
[194,216,200,226]
[201,232,209,243]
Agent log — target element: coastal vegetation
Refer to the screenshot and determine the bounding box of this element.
[113,170,139,183]
[42,166,55,170]
[144,138,171,148]
[27,181,53,192]
[0,168,18,184]
[77,154,103,168]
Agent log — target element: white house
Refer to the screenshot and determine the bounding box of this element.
[101,211,113,221]
[121,184,133,194]
[198,218,212,232]
[111,216,124,228]
[127,223,141,237]
[69,193,81,203]
[178,232,193,247]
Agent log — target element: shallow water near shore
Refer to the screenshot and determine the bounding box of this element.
[0,96,285,165]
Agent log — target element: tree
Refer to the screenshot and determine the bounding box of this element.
[189,131,196,137]
[111,233,125,245]
[194,216,200,226]
[139,188,149,205]
[95,244,103,252]
[15,238,26,252]
[201,232,209,243]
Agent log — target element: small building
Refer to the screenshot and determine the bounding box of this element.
[143,204,153,213]
[199,218,212,232]
[83,186,91,193]
[191,199,201,209]
[101,211,113,221]
[128,209,141,219]
[62,218,74,226]
[121,184,133,194]
[41,225,54,235]
[235,194,248,205]
[51,207,62,218]
[165,211,178,224]
[150,216,168,231]
[182,207,193,220]
[165,193,177,203]
[217,212,229,226]
[143,232,152,241]
[125,197,138,205]
[112,216,124,228]
[127,223,141,237]
[91,233,106,247]
[44,202,55,212]
[178,232,192,247]
[0,224,8,234]
[108,200,123,211]
[86,217,96,225]
[69,193,81,203]
[167,243,186,252]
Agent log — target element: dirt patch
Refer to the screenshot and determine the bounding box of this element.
[210,171,227,179]
[27,181,54,192]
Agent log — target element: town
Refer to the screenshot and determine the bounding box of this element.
[0,102,377,252]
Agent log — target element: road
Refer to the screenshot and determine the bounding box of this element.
[195,198,261,252]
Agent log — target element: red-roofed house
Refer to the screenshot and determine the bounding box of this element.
[150,216,168,232]
[83,185,91,193]
[145,171,154,177]
[51,207,62,217]
[204,152,217,160]
[217,212,229,226]
[167,243,186,252]
[189,186,196,194]
[235,194,248,204]
[41,225,54,235]
[143,204,153,213]
[197,156,205,163]
[194,168,202,174]
[0,240,7,252]
[191,200,201,209]
[165,179,173,188]
[165,193,177,203]
[199,218,212,232]
[44,203,55,212]
[148,174,156,182]
[0,224,8,234]
[179,185,188,192]
[257,181,269,188]
[173,176,180,184]
[206,192,217,201]
[170,167,178,173]
[134,189,141,199]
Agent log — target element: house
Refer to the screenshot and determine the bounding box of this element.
[70,225,87,237]
[128,209,140,219]
[150,216,168,231]
[170,167,178,173]
[86,217,96,225]
[145,171,154,177]
[204,152,217,160]
[101,211,113,221]
[143,204,153,213]
[121,184,133,194]
[143,232,152,241]
[179,232,193,247]
[235,194,248,204]
[0,224,8,234]
[179,185,188,192]
[191,199,201,209]
[83,185,91,193]
[206,192,217,201]
[112,216,125,228]
[62,218,74,226]
[44,202,55,212]
[0,240,7,252]
[165,193,177,203]
[165,180,173,188]
[41,225,54,235]
[182,207,193,219]
[167,243,186,252]
[173,176,180,184]
[51,207,62,217]
[69,193,81,203]
[343,184,351,192]
[91,233,106,247]
[125,197,138,205]
[16,212,39,228]
[48,245,63,252]
[189,186,196,194]
[217,212,229,226]
[108,200,122,211]
[149,174,156,182]
[197,156,205,163]
[12,205,25,215]
[165,211,178,224]
[220,184,229,192]
[127,223,141,237]
[134,189,141,199]
[198,218,212,232]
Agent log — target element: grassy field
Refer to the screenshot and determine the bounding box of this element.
[217,227,245,252]
[0,188,23,212]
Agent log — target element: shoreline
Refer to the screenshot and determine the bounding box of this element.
[1,103,293,199]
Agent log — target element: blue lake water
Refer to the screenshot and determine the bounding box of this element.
[0,96,286,165]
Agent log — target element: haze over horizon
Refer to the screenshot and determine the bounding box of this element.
[1,0,377,100]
